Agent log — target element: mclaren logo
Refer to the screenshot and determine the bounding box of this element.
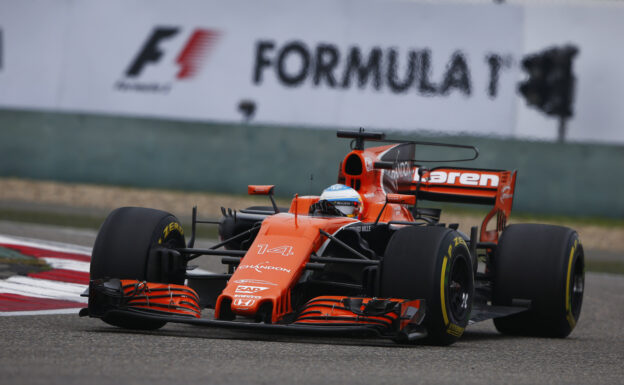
[414,168,500,188]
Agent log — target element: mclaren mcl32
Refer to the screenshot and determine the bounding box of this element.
[82,130,584,345]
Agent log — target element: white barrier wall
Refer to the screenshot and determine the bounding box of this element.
[0,0,623,143]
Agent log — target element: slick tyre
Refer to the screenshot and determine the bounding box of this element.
[493,224,584,337]
[90,207,186,330]
[381,226,474,346]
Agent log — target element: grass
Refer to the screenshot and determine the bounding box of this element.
[0,208,105,229]
[426,202,624,228]
[0,257,50,269]
[585,260,624,275]
[0,207,219,239]
[0,246,52,275]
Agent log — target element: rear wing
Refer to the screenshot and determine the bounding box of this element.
[335,129,517,243]
[397,167,517,243]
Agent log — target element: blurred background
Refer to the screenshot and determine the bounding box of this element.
[0,0,623,221]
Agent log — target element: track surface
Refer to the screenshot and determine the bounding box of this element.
[1,222,623,384]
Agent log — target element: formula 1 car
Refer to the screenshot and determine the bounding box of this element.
[81,130,585,345]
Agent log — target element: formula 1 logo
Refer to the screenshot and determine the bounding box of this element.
[115,26,219,93]
[256,244,295,257]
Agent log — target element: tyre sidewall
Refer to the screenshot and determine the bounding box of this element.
[91,207,186,283]
[493,224,584,337]
[424,232,474,344]
[380,226,474,345]
[146,216,186,283]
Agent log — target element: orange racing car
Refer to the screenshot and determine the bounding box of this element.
[82,130,584,345]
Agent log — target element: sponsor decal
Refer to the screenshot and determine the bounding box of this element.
[385,161,413,181]
[414,168,500,188]
[233,298,256,307]
[115,26,219,93]
[499,185,513,203]
[234,294,261,299]
[253,39,513,99]
[256,244,294,257]
[235,285,269,294]
[237,261,291,274]
[233,279,277,286]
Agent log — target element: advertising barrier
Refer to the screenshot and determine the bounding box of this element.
[1,0,624,143]
[2,0,519,136]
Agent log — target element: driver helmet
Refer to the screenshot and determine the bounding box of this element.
[319,184,363,218]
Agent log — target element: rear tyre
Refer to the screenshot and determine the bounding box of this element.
[493,224,584,337]
[380,226,474,346]
[90,207,187,330]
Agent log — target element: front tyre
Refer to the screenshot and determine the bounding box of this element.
[493,224,584,337]
[90,207,187,330]
[380,226,474,345]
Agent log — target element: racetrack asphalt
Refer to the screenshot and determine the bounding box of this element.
[0,222,623,384]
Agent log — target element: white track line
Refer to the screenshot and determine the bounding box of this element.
[42,257,90,272]
[0,234,90,316]
[0,234,92,256]
[0,308,82,317]
[0,276,87,302]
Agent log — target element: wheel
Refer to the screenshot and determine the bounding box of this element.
[492,224,584,337]
[90,207,187,330]
[380,226,474,345]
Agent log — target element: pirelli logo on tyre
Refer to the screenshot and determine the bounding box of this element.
[446,323,464,337]
[159,222,184,243]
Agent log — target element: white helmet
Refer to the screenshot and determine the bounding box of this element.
[319,184,363,218]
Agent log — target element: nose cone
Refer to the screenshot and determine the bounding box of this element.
[215,213,357,322]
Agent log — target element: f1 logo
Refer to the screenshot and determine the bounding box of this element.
[125,27,219,80]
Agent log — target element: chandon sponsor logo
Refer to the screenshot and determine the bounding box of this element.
[237,261,291,274]
[115,26,219,93]
[253,39,512,98]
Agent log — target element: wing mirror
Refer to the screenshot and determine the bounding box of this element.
[248,185,275,195]
[247,185,279,213]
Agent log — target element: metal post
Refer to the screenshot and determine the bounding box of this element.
[558,117,567,143]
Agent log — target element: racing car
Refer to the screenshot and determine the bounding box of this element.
[81,130,585,345]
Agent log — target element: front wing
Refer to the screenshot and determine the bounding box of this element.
[82,279,428,342]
